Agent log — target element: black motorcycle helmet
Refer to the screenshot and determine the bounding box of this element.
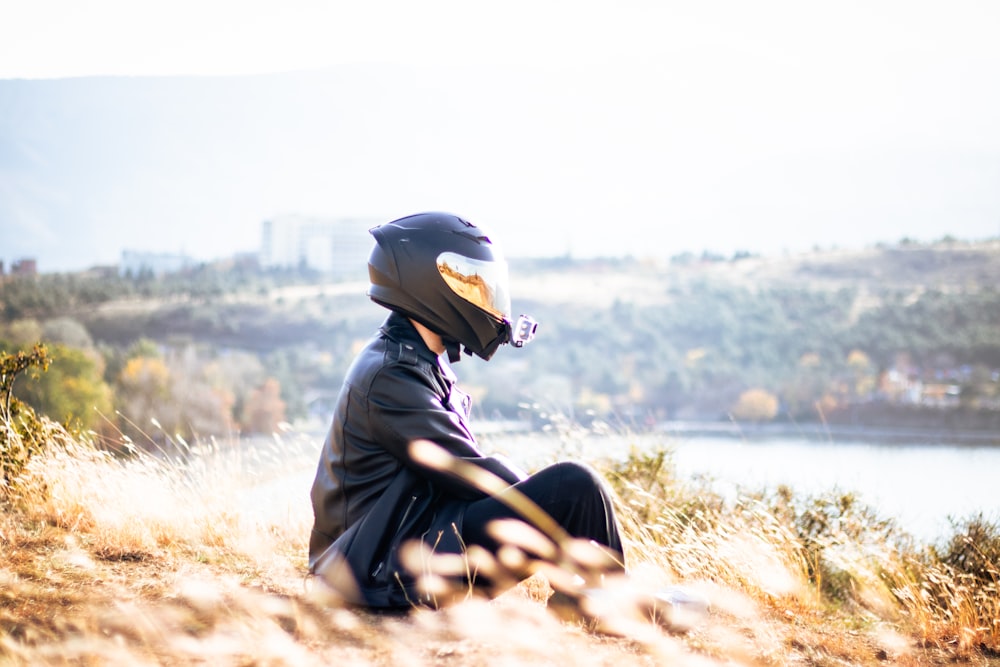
[367,212,535,361]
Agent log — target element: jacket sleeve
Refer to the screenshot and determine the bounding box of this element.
[366,362,525,499]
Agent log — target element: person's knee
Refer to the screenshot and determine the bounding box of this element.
[543,460,608,497]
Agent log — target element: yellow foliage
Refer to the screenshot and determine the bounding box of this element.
[846,349,872,369]
[240,378,286,435]
[731,388,779,422]
[814,393,839,417]
[119,356,171,391]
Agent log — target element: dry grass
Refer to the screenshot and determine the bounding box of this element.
[1,422,998,666]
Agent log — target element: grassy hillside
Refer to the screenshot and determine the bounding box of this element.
[2,393,999,665]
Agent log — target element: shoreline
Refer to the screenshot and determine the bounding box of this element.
[471,418,1000,447]
[656,420,1000,446]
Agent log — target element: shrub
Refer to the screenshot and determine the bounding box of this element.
[730,388,780,422]
[0,344,52,489]
[935,514,1000,588]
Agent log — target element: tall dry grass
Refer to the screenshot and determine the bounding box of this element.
[605,445,1000,660]
[0,415,998,666]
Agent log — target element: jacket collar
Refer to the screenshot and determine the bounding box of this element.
[379,311,444,367]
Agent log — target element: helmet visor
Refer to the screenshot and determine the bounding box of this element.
[436,251,512,322]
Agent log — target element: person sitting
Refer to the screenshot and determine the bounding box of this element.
[308,211,624,610]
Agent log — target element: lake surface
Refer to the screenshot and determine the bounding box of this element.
[236,425,999,546]
[480,428,1000,544]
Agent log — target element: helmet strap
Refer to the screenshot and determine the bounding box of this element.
[444,338,463,364]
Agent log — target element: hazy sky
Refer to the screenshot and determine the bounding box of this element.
[4,1,997,78]
[2,1,1000,268]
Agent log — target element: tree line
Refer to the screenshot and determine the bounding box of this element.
[2,245,999,447]
[481,282,1000,428]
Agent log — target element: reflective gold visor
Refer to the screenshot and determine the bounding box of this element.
[436,252,512,321]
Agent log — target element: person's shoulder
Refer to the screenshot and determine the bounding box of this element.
[346,335,434,387]
[346,314,441,397]
[342,335,389,386]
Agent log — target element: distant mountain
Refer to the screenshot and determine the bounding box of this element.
[1,69,435,271]
[3,66,999,273]
[2,66,635,272]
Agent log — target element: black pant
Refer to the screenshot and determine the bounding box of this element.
[460,461,624,567]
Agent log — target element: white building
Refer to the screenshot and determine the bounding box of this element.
[260,215,376,278]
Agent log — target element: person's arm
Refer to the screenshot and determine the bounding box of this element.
[368,364,525,498]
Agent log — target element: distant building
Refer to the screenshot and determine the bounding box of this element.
[10,258,38,276]
[260,215,375,279]
[81,265,120,280]
[119,251,194,277]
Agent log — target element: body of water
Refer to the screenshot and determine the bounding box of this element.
[236,425,998,545]
[482,428,1000,544]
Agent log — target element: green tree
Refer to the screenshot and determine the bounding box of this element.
[13,344,113,434]
[117,356,172,443]
[780,352,835,420]
[42,317,94,349]
[2,319,44,346]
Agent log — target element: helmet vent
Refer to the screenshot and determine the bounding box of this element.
[454,230,491,245]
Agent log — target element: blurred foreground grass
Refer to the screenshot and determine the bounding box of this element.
[1,409,999,666]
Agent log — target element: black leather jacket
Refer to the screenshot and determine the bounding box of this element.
[309,312,524,608]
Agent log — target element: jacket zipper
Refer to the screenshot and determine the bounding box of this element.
[396,494,419,535]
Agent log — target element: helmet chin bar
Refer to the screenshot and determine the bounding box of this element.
[442,314,538,363]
